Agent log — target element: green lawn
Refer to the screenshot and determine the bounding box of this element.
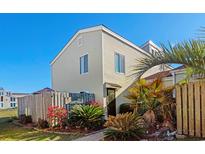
[0,108,83,141]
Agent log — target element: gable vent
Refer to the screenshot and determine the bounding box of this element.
[77,36,83,47]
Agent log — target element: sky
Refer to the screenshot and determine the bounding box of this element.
[0,13,205,93]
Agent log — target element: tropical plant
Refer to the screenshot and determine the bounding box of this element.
[119,103,134,113]
[69,104,104,130]
[47,106,68,128]
[126,78,175,125]
[133,39,205,80]
[104,112,145,141]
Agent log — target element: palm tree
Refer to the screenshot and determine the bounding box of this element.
[133,39,205,79]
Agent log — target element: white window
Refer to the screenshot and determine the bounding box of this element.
[115,53,125,73]
[80,54,88,74]
[0,103,3,108]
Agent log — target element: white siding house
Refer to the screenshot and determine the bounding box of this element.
[51,25,171,116]
[0,88,17,109]
[0,88,28,109]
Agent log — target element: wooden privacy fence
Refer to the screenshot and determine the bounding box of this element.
[18,92,71,123]
[176,81,205,137]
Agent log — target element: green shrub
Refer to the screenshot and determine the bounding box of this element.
[69,104,104,130]
[104,112,145,141]
[37,118,49,129]
[119,103,134,114]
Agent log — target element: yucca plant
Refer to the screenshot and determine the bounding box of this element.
[104,113,145,141]
[69,104,104,130]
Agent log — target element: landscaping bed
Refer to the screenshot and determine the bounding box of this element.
[0,109,84,141]
[0,119,84,141]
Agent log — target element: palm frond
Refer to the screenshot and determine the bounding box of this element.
[133,40,205,79]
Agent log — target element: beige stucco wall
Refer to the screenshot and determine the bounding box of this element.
[51,28,172,115]
[102,32,170,113]
[51,30,104,102]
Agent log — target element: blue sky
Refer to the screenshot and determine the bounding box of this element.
[0,13,205,93]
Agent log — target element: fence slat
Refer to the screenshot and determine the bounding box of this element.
[18,91,71,123]
[182,84,188,135]
[195,81,201,137]
[201,82,205,138]
[188,82,194,136]
[176,85,183,135]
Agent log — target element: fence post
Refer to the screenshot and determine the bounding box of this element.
[188,82,194,136]
[176,85,183,135]
[195,81,201,137]
[201,82,205,138]
[182,84,188,135]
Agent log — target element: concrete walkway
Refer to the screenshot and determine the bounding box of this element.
[74,129,105,141]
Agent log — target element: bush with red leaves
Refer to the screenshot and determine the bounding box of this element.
[47,106,68,128]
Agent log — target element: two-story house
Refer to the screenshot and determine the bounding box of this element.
[0,88,29,109]
[0,88,17,109]
[50,25,171,116]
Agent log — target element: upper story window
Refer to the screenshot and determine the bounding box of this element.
[80,54,88,74]
[10,97,15,102]
[115,52,125,74]
[0,96,3,102]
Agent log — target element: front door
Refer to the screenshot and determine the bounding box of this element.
[107,88,116,116]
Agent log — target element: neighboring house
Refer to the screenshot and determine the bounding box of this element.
[0,87,28,109]
[50,25,171,116]
[145,65,187,88]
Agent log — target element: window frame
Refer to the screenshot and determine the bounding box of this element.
[80,54,88,75]
[114,52,125,74]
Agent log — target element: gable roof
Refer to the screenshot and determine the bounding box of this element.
[141,40,162,51]
[33,87,54,94]
[50,25,149,65]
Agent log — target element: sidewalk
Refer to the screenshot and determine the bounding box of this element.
[74,129,105,141]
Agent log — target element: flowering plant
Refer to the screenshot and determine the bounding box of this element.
[47,106,68,128]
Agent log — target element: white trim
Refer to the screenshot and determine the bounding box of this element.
[50,25,149,65]
[141,40,162,51]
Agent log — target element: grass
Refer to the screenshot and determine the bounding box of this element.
[0,108,17,123]
[0,108,84,141]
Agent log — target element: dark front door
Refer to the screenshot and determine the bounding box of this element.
[107,88,116,116]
